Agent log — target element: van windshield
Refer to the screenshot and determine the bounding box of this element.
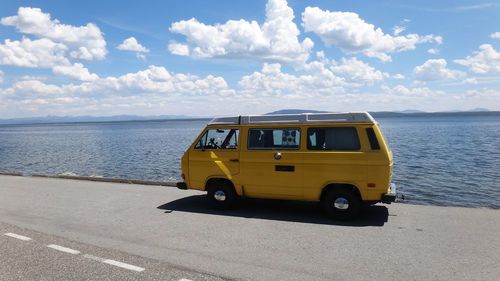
[195,128,239,149]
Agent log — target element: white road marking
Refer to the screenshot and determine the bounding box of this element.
[85,254,145,272]
[179,279,193,281]
[5,234,144,273]
[102,259,145,272]
[83,254,105,262]
[4,232,32,241]
[47,244,80,255]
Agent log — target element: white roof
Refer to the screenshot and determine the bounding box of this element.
[208,112,375,125]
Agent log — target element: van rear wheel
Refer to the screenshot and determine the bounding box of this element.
[206,181,237,210]
[322,189,360,220]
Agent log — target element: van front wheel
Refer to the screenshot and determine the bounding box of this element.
[322,189,360,220]
[206,182,237,210]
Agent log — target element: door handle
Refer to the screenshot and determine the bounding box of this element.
[275,165,294,172]
[229,158,239,162]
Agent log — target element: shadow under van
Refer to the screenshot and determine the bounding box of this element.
[157,196,389,227]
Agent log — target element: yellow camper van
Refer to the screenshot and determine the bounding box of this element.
[177,112,396,220]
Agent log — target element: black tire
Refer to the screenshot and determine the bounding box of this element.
[321,188,361,220]
[206,181,237,210]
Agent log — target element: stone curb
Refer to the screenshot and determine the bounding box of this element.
[0,172,176,187]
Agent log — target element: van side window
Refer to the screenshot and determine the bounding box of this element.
[248,128,300,149]
[195,128,239,149]
[307,127,360,151]
[366,128,380,150]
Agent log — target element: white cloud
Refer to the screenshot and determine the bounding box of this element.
[117,37,149,53]
[383,84,440,96]
[455,3,500,11]
[52,63,99,81]
[0,37,68,68]
[330,57,386,84]
[0,70,3,83]
[454,44,500,73]
[308,54,387,85]
[3,63,500,117]
[168,42,190,56]
[108,65,231,95]
[1,59,386,113]
[393,19,410,36]
[491,32,500,39]
[414,59,465,81]
[1,79,64,98]
[168,0,313,65]
[0,65,238,117]
[463,78,478,85]
[0,7,101,81]
[302,7,442,62]
[392,25,406,36]
[117,37,149,60]
[236,57,387,100]
[464,88,500,99]
[238,63,345,98]
[393,74,405,80]
[316,51,326,60]
[19,75,48,81]
[39,65,232,97]
[427,48,439,54]
[1,7,107,60]
[0,37,98,81]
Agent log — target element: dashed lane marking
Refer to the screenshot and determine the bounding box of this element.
[4,232,32,241]
[102,259,145,272]
[85,254,145,272]
[47,244,81,255]
[4,233,145,273]
[83,254,105,262]
[179,279,193,281]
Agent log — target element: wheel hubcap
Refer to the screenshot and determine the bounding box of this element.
[334,197,349,210]
[214,190,226,201]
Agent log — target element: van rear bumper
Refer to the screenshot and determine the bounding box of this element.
[381,183,397,203]
[176,182,188,190]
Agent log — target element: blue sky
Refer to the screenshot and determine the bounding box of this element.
[0,0,499,118]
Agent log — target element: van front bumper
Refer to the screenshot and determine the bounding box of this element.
[381,183,397,203]
[176,182,188,190]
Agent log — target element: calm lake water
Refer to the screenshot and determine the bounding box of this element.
[1,114,499,209]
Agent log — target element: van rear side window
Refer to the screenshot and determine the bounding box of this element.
[248,128,300,149]
[307,127,360,151]
[366,128,380,150]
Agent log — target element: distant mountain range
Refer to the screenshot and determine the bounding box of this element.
[0,108,496,125]
[0,114,203,125]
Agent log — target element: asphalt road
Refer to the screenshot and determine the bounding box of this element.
[0,175,499,281]
[0,221,225,281]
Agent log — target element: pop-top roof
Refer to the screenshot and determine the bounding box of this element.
[208,112,375,125]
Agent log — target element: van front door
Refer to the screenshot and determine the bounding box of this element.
[240,127,303,199]
[188,128,240,189]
